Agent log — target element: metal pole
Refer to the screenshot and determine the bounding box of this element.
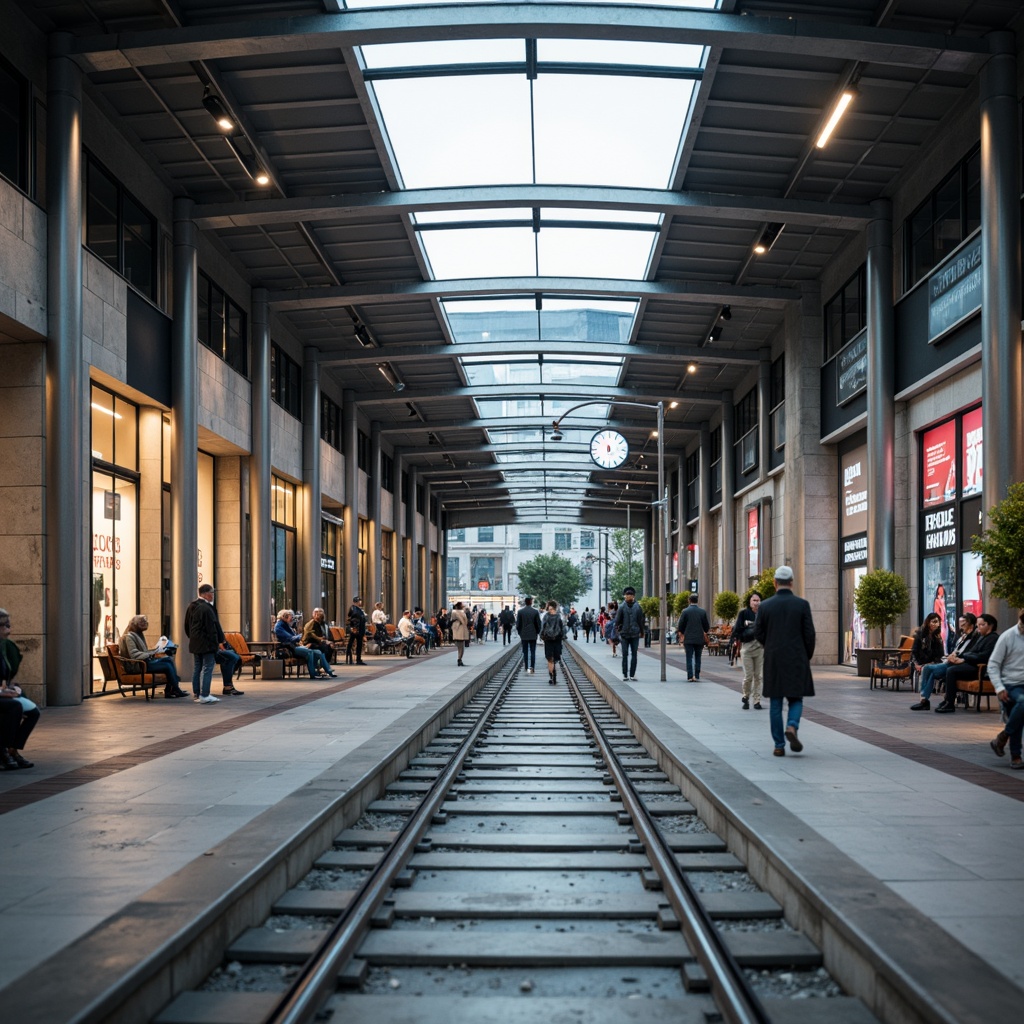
[343,391,359,605]
[627,505,632,587]
[301,346,321,623]
[250,289,272,638]
[658,401,667,683]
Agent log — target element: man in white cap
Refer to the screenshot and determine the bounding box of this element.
[753,564,816,756]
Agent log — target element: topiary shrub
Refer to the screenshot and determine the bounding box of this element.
[638,595,660,622]
[671,591,691,618]
[713,590,741,624]
[854,568,910,646]
[972,481,1024,610]
[742,567,777,609]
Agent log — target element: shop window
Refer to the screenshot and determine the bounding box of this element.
[197,452,214,591]
[320,518,338,622]
[0,55,30,193]
[769,354,786,451]
[358,518,370,603]
[320,394,341,450]
[198,271,249,377]
[823,267,866,362]
[555,531,572,550]
[519,532,542,550]
[580,530,595,549]
[85,153,156,299]
[905,147,980,290]
[91,386,138,472]
[478,527,494,543]
[271,475,297,619]
[270,342,302,419]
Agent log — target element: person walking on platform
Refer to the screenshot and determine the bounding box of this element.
[516,596,542,674]
[581,608,595,643]
[988,610,1024,770]
[541,601,565,685]
[730,591,763,709]
[614,587,645,682]
[567,607,579,640]
[753,565,815,756]
[676,593,710,681]
[451,602,469,666]
[346,596,367,665]
[499,605,515,646]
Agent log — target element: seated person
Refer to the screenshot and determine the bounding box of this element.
[397,610,416,657]
[936,613,999,713]
[413,609,438,649]
[912,613,976,710]
[274,609,335,678]
[301,607,336,662]
[120,614,186,699]
[0,608,40,769]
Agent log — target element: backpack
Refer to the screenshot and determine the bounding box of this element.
[541,614,564,640]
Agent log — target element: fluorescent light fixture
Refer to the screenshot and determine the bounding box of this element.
[719,305,731,321]
[202,89,236,133]
[377,363,405,392]
[753,223,784,256]
[353,323,374,348]
[708,325,723,343]
[816,88,857,149]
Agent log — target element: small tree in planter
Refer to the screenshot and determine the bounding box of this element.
[742,567,777,609]
[638,595,661,622]
[972,482,1024,610]
[713,590,741,625]
[671,591,690,618]
[854,568,910,646]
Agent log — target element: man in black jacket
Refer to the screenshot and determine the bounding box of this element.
[515,597,542,674]
[499,605,515,646]
[346,597,367,665]
[614,588,646,682]
[676,594,710,681]
[935,613,998,713]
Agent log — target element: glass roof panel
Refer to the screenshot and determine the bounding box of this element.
[495,450,588,465]
[476,398,611,420]
[361,39,522,69]
[421,226,536,279]
[414,208,533,225]
[544,360,623,385]
[543,208,662,226]
[486,426,594,446]
[538,226,655,279]
[462,360,542,387]
[536,39,706,68]
[346,0,718,8]
[443,299,637,344]
[533,74,696,188]
[372,76,532,188]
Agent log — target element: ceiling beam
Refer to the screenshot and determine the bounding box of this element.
[379,415,701,434]
[70,7,990,74]
[321,339,758,367]
[193,184,871,231]
[274,276,798,311]
[357,383,725,406]
[399,433,700,457]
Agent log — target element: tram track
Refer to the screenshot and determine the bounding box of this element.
[155,651,875,1024]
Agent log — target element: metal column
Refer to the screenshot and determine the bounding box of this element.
[866,198,895,571]
[758,350,771,482]
[393,450,406,613]
[440,508,449,609]
[720,398,735,594]
[249,289,272,639]
[343,391,359,604]
[369,422,383,605]
[45,45,85,704]
[407,465,419,610]
[981,33,1023,624]
[170,197,199,653]
[422,482,432,608]
[301,346,321,621]
[697,424,711,602]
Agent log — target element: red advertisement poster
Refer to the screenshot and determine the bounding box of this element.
[922,419,956,507]
[961,406,982,499]
[747,507,759,579]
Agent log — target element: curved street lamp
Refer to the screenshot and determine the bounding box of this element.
[551,399,669,682]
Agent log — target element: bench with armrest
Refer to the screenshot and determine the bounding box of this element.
[958,662,995,711]
[223,632,262,678]
[105,643,167,700]
[869,636,915,691]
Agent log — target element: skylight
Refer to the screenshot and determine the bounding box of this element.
[442,298,638,344]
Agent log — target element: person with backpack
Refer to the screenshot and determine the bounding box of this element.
[540,601,565,685]
[581,608,595,642]
[499,605,515,646]
[567,607,579,640]
[515,596,542,674]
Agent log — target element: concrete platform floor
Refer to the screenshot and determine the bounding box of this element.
[1,633,1021,1020]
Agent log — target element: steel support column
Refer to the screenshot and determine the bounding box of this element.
[758,350,771,482]
[866,198,895,571]
[301,347,321,621]
[249,289,272,638]
[422,482,432,608]
[45,46,85,705]
[697,424,712,603]
[393,450,406,614]
[369,422,383,605]
[440,509,449,609]
[721,399,735,593]
[170,197,199,653]
[343,391,359,604]
[981,32,1023,623]
[407,465,419,610]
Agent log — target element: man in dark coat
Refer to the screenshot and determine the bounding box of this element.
[614,587,646,682]
[676,593,710,681]
[346,597,367,665]
[499,605,515,646]
[515,597,542,674]
[753,565,816,756]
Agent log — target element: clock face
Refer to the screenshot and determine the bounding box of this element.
[590,429,629,470]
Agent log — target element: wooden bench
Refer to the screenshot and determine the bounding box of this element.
[105,643,168,700]
[223,632,262,679]
[958,662,995,711]
[869,636,915,691]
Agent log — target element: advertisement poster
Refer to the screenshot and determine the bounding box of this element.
[922,553,957,652]
[922,420,956,508]
[961,405,982,498]
[841,445,868,536]
[837,331,867,405]
[747,507,759,579]
[961,551,983,619]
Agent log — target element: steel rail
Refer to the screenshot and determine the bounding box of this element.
[267,653,519,1024]
[561,654,772,1024]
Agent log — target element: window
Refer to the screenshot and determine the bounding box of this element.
[320,518,338,621]
[416,484,425,514]
[198,272,249,376]
[471,556,496,589]
[271,475,297,618]
[0,55,30,192]
[381,453,395,493]
[321,395,341,450]
[709,427,722,505]
[734,388,758,475]
[580,530,595,549]
[357,430,371,471]
[477,527,494,543]
[685,451,699,519]
[905,147,980,289]
[770,354,786,451]
[555,531,572,550]
[382,528,394,600]
[824,267,866,362]
[85,154,156,299]
[270,343,302,419]
[446,556,461,589]
[519,532,542,550]
[449,529,466,542]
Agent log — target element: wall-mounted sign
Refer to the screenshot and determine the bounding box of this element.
[928,234,981,343]
[922,419,956,508]
[922,506,956,552]
[841,445,868,537]
[321,554,336,572]
[961,405,983,498]
[842,532,868,567]
[837,330,867,406]
[747,506,759,579]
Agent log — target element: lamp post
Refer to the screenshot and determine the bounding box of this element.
[551,400,669,682]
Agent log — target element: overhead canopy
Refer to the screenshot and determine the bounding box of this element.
[52,0,1018,525]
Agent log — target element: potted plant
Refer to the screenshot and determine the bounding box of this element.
[713,590,740,625]
[639,595,661,642]
[972,481,1024,610]
[853,568,910,675]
